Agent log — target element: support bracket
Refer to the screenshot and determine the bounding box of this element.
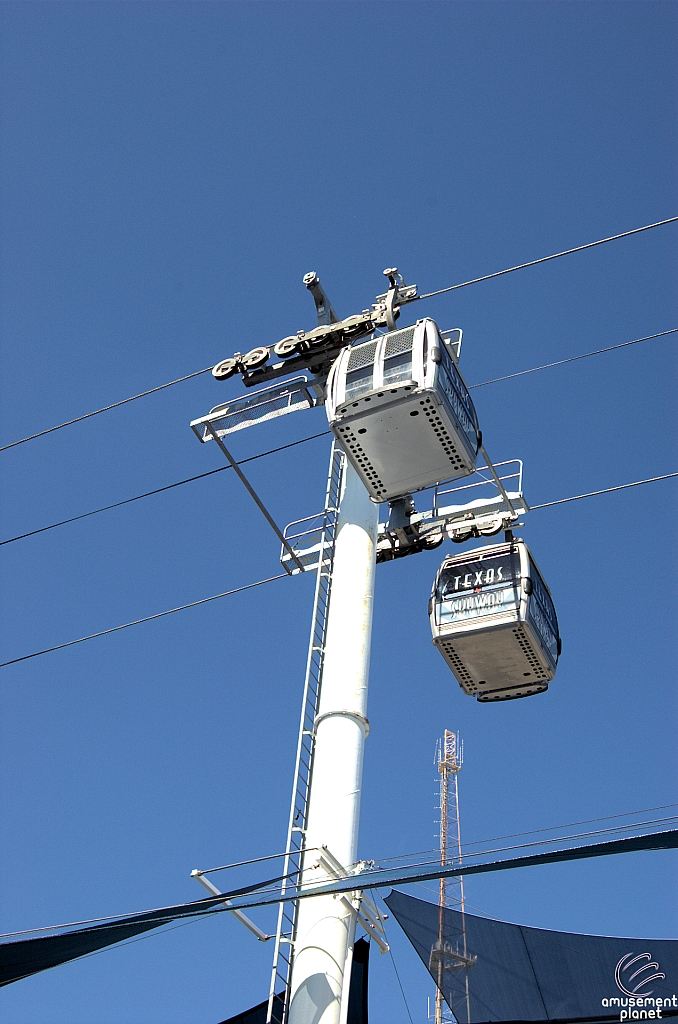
[309,846,390,955]
[376,459,528,562]
[303,272,340,327]
[191,870,271,942]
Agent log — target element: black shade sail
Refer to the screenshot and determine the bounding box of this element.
[2,830,674,991]
[385,890,678,1024]
[217,938,369,1024]
[0,874,285,988]
[0,915,168,988]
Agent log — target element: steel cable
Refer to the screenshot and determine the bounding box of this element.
[0,367,212,453]
[0,573,289,669]
[374,815,678,875]
[2,328,674,549]
[417,216,678,300]
[468,327,678,389]
[373,802,678,866]
[529,472,678,510]
[0,430,332,547]
[0,470,676,669]
[383,917,415,1024]
[1,217,674,454]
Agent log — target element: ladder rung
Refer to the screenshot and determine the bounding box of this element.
[269,465,341,1013]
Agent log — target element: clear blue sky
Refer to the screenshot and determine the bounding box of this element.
[0,2,676,1021]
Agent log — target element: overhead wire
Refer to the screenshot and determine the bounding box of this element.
[381,917,415,1024]
[194,803,678,878]
[416,216,678,300]
[2,327,674,549]
[529,472,678,510]
[468,327,678,389]
[1,217,674,994]
[1,468,676,670]
[372,815,678,875]
[0,573,289,669]
[372,802,678,866]
[1,216,675,455]
[0,430,331,547]
[0,366,213,453]
[3,817,674,941]
[0,873,297,943]
[74,916,207,965]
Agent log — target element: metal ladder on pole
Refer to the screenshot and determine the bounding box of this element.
[266,442,345,1024]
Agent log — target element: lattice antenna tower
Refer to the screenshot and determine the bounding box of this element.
[432,729,471,1024]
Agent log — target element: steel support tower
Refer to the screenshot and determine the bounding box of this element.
[266,442,345,1023]
[433,730,472,1024]
[287,456,378,1023]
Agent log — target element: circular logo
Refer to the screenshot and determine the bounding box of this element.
[615,953,666,997]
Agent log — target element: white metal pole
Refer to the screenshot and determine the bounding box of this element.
[287,460,378,1024]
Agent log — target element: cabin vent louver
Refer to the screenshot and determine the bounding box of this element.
[347,341,378,372]
[384,326,416,358]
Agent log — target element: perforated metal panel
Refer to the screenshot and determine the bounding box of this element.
[433,624,552,702]
[418,394,471,476]
[437,639,476,691]
[334,422,388,498]
[511,624,545,676]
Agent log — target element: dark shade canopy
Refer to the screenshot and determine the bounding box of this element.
[217,994,274,1024]
[0,915,167,988]
[347,937,369,1024]
[385,890,678,1024]
[0,873,285,988]
[2,831,674,990]
[217,939,369,1024]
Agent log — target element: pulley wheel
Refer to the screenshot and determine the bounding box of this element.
[302,324,333,347]
[479,518,502,537]
[212,358,239,381]
[242,346,270,370]
[274,336,301,358]
[340,313,368,337]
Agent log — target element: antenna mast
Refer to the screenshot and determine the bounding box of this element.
[432,730,471,1024]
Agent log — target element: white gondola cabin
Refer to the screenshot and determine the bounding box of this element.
[430,540,561,701]
[326,319,480,502]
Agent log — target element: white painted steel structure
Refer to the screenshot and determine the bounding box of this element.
[186,269,564,1018]
[287,461,379,1024]
[267,444,345,1024]
[326,319,480,502]
[430,540,561,701]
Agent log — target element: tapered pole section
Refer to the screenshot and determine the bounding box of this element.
[288,461,378,1024]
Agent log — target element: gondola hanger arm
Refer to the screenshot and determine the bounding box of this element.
[210,270,418,389]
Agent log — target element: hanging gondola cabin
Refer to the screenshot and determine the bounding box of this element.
[326,319,481,502]
[430,540,561,701]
